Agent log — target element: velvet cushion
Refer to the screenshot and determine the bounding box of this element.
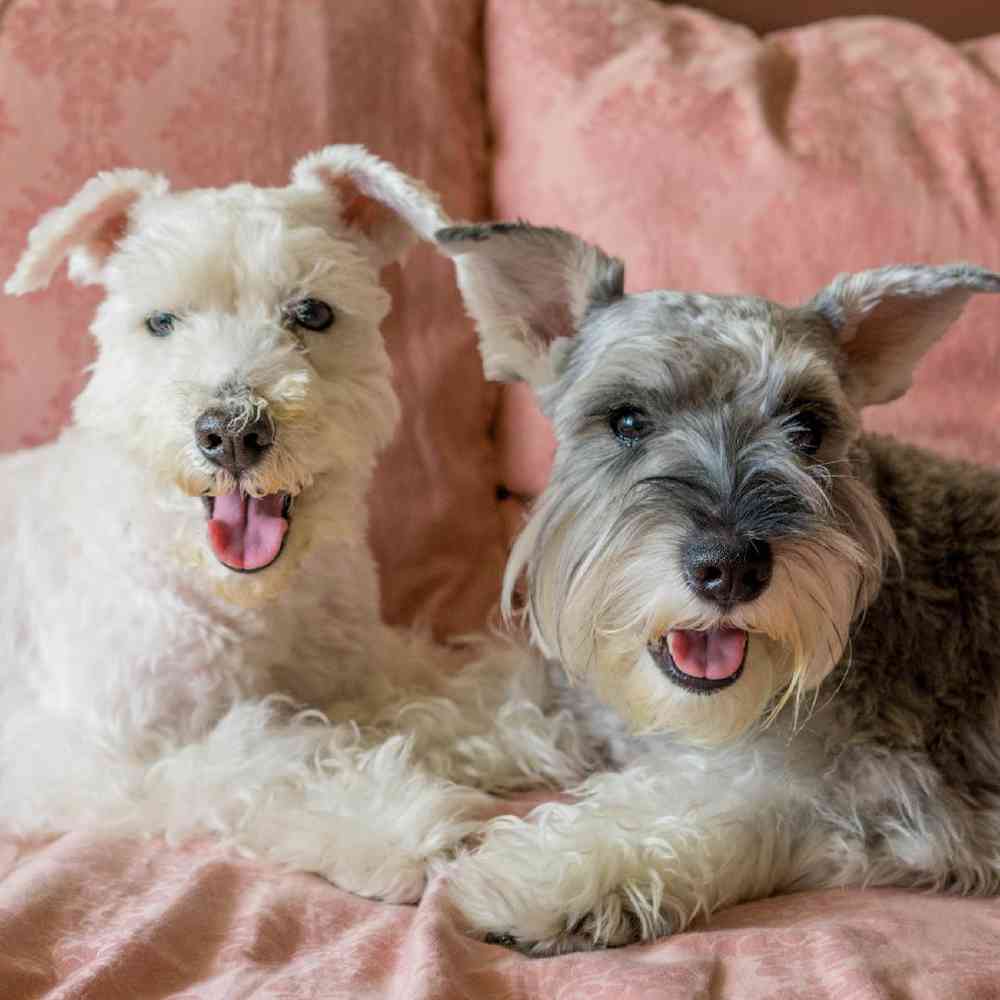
[486,0,1000,511]
[0,0,504,634]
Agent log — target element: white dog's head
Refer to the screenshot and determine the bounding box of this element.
[7,146,445,593]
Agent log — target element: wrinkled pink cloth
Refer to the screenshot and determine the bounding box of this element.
[3,834,1000,999]
[5,1,1000,997]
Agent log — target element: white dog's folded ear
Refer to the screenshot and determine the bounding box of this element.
[807,264,1000,406]
[5,169,168,295]
[436,222,625,387]
[291,145,447,269]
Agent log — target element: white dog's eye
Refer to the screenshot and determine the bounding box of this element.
[145,312,178,337]
[286,298,335,333]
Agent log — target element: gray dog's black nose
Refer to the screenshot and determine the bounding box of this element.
[195,408,274,475]
[684,534,773,606]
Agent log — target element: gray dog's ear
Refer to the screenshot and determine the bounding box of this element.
[807,264,1000,406]
[5,169,168,295]
[436,222,624,386]
[292,145,448,269]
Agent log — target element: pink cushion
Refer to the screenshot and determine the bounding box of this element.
[0,0,503,635]
[487,0,1000,507]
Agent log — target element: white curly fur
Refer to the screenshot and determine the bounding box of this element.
[0,149,588,903]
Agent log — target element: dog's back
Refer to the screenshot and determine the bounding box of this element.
[828,433,1000,787]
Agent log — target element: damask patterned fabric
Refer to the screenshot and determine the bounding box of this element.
[4,1,1000,997]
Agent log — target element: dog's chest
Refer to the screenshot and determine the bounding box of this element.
[29,565,281,733]
[5,438,316,734]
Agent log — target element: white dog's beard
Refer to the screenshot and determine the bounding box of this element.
[170,449,313,574]
[201,448,314,574]
[201,490,294,572]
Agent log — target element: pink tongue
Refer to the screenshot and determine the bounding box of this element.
[207,491,288,571]
[667,628,747,680]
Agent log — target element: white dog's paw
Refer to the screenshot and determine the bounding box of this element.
[325,847,441,905]
[219,731,495,905]
[300,780,496,905]
[443,813,675,954]
[270,802,487,906]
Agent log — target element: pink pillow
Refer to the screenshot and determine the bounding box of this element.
[0,0,505,635]
[486,0,1000,507]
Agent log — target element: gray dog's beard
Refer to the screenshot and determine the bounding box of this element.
[509,443,893,745]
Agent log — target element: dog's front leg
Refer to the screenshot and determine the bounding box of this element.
[145,700,495,904]
[443,760,825,954]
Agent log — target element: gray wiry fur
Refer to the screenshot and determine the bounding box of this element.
[438,222,1000,954]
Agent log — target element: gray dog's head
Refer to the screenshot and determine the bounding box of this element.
[439,222,1000,744]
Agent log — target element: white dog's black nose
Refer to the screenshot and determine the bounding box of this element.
[195,408,274,475]
[684,534,772,606]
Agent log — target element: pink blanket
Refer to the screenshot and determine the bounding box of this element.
[3,832,999,999]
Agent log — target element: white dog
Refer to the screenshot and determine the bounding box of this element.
[0,149,584,903]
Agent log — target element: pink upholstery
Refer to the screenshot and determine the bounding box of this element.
[5,834,1000,999]
[0,0,503,637]
[5,1,1000,996]
[488,0,1000,512]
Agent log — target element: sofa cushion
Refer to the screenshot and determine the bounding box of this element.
[486,0,1000,510]
[0,0,504,634]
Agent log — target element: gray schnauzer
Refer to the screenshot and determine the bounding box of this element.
[435,221,1000,954]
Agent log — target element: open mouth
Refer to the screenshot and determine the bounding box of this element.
[648,627,748,694]
[201,491,294,573]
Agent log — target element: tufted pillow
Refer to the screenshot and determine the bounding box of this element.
[486,0,1000,511]
[0,0,505,635]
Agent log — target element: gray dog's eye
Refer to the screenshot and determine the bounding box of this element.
[788,411,825,455]
[145,312,178,337]
[609,406,649,446]
[287,298,335,333]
